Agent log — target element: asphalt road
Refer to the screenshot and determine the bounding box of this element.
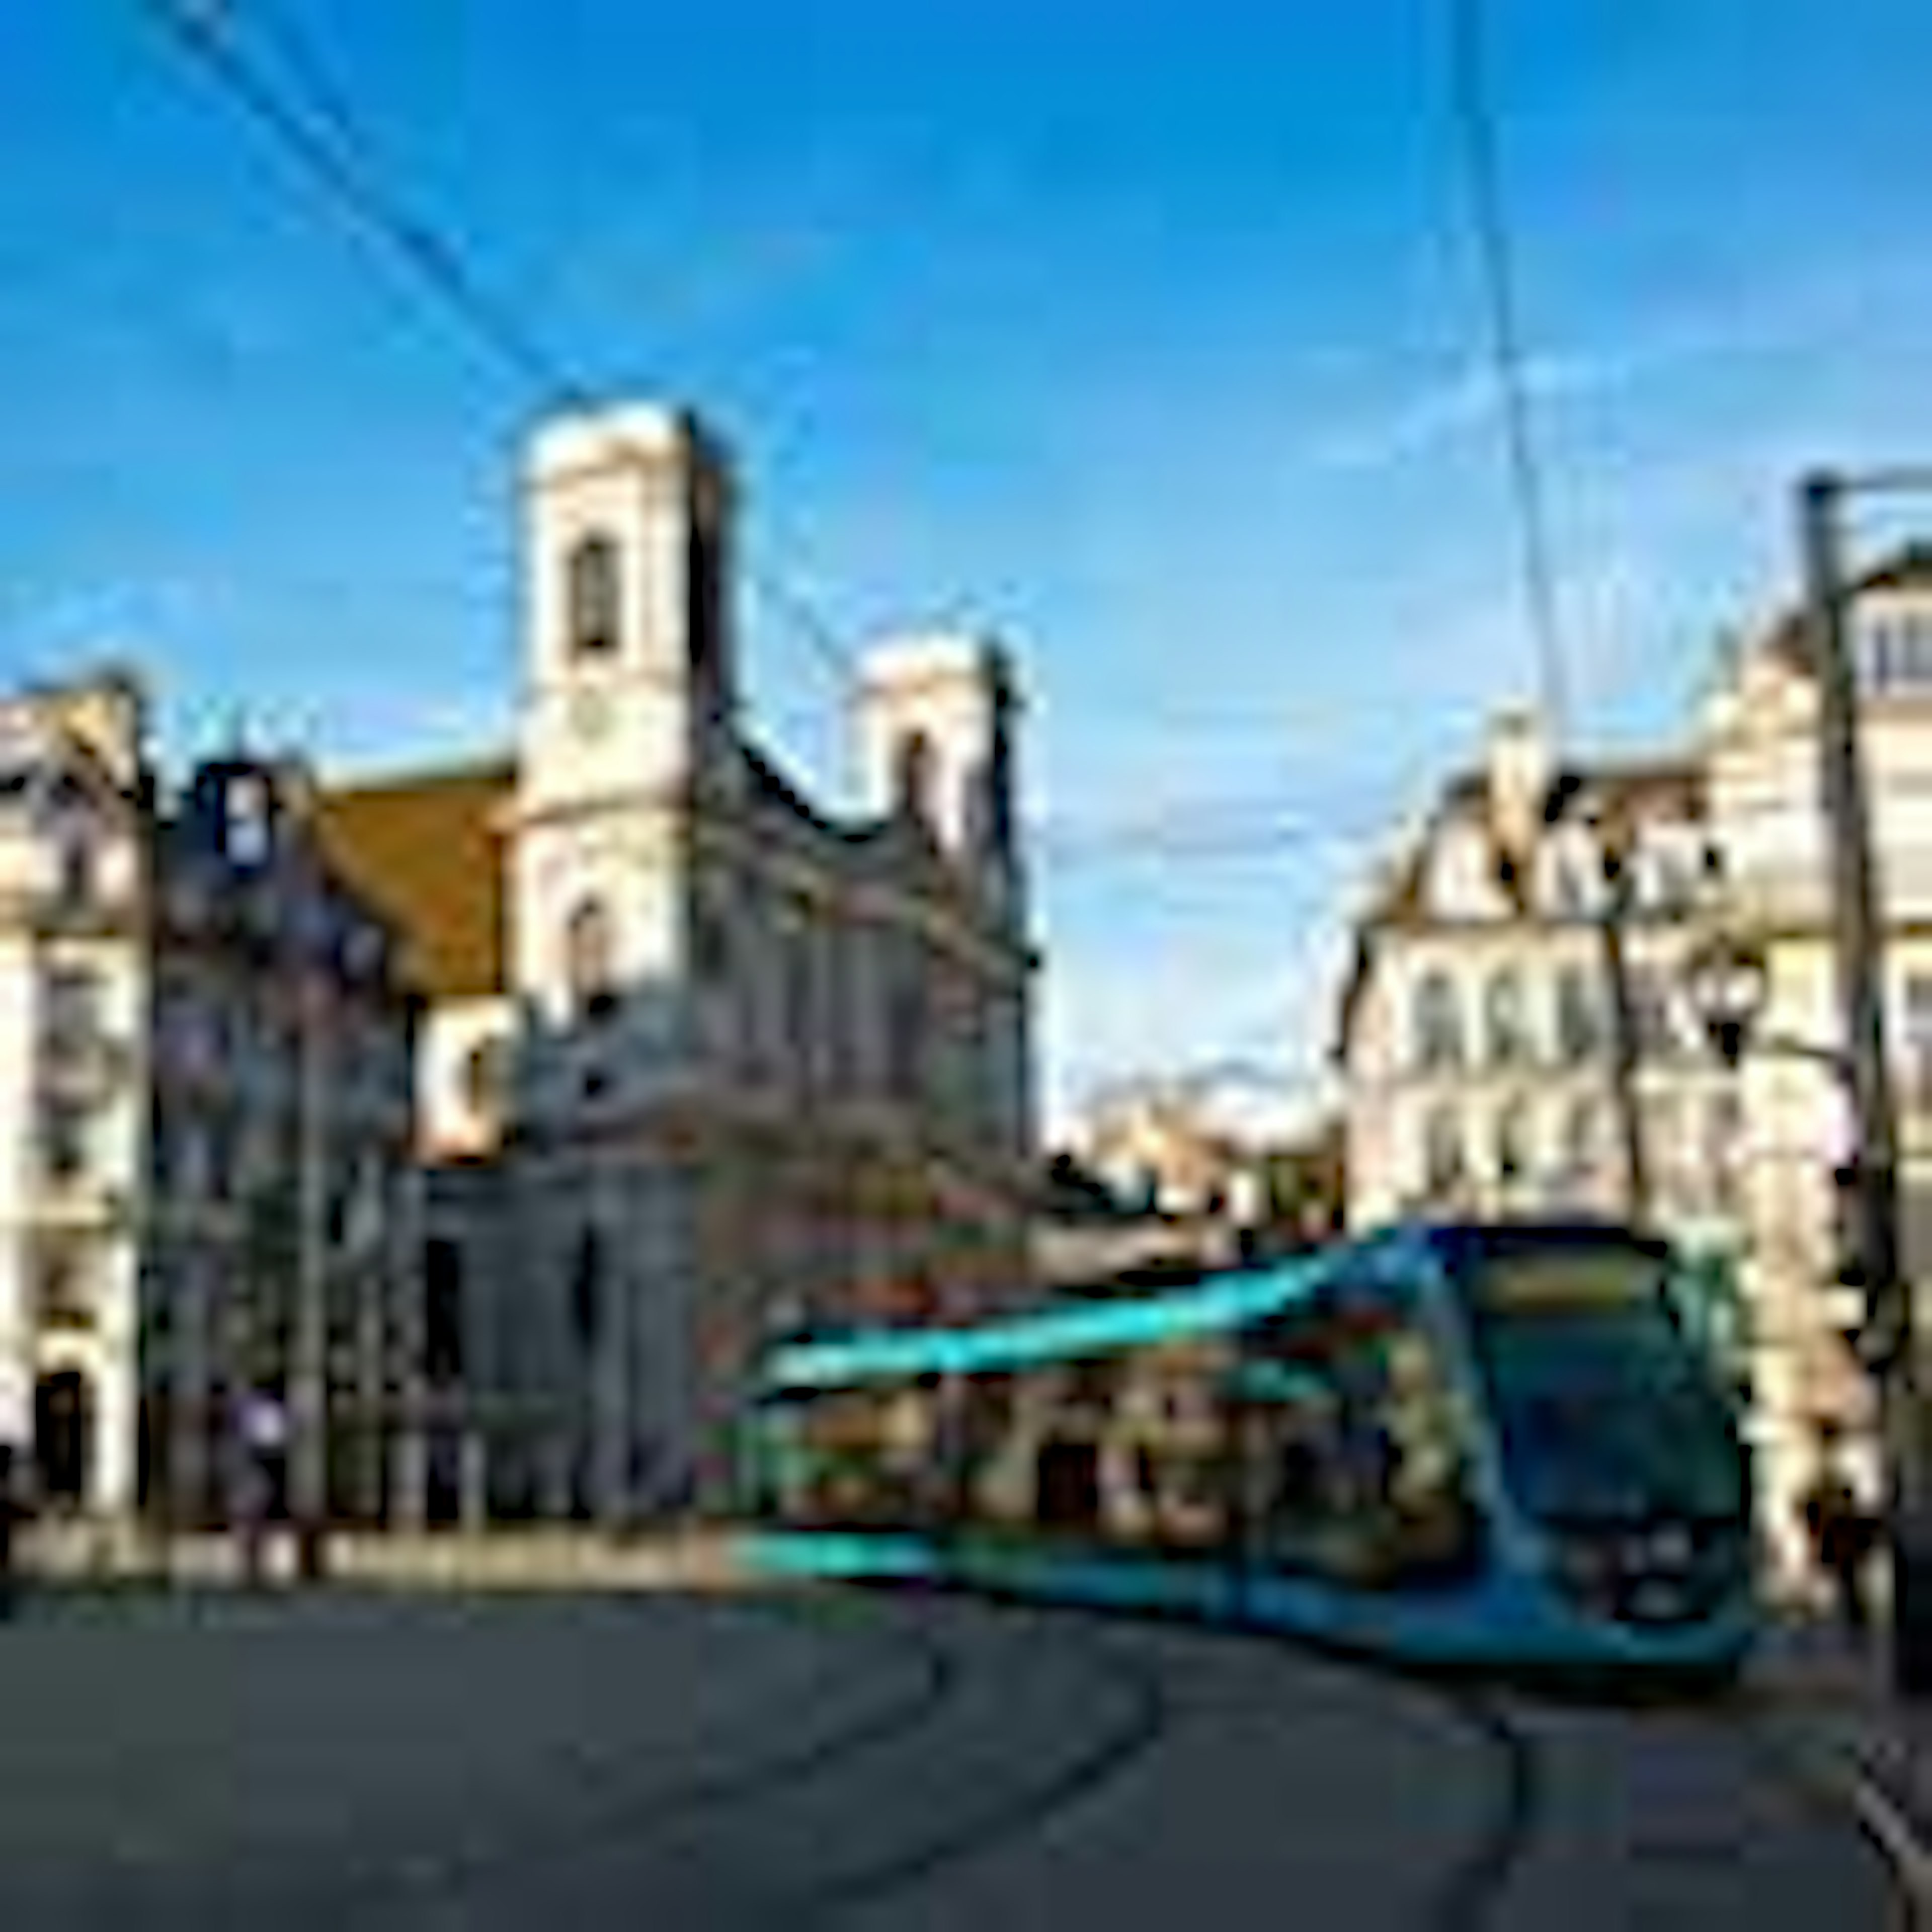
[0,1584,1895,1928]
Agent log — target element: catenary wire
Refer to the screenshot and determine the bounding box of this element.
[1446,0,1569,738]
[135,0,860,694]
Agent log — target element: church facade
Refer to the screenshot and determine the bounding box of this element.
[319,402,1038,1523]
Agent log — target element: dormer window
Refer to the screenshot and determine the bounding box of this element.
[56,830,95,910]
[565,532,622,661]
[896,731,935,825]
[565,897,617,1021]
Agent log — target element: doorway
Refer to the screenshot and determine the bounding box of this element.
[35,1369,93,1509]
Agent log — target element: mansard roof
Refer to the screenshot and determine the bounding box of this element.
[316,758,513,1000]
[1331,750,1704,1062]
[1761,541,1932,673]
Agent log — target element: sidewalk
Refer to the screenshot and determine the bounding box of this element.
[14,1521,761,1594]
[1753,1613,1932,1903]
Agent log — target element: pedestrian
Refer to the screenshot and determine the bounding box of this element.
[238,1391,288,1589]
[1801,1434,1878,1642]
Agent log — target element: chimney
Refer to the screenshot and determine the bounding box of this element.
[1487,706,1552,860]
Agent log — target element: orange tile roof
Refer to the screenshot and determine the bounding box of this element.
[315,758,513,1000]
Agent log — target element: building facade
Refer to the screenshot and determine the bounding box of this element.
[318,402,1037,1524]
[0,673,421,1524]
[1337,548,1932,1589]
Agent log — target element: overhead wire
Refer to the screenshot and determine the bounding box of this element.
[135,0,859,694]
[1446,0,1569,737]
[133,0,1406,889]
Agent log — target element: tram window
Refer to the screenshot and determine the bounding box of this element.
[1246,1307,1482,1587]
[780,1384,944,1531]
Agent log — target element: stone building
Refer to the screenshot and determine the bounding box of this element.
[0,672,421,1523]
[1337,709,1740,1238]
[1336,544,1932,1589]
[318,401,1037,1523]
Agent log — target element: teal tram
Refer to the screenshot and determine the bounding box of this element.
[741,1222,1757,1684]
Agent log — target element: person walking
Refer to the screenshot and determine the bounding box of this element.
[1801,1433,1879,1642]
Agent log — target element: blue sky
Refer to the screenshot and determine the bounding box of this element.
[8,3,1932,1130]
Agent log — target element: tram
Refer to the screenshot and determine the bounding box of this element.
[741,1221,1757,1682]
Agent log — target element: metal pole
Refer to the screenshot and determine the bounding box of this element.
[1801,471,1926,1693]
[1600,863,1650,1227]
[292,966,327,1571]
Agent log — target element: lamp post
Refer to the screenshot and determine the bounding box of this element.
[1800,469,1932,1697]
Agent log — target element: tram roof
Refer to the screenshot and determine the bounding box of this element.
[755,1218,1667,1394]
[759,1247,1356,1391]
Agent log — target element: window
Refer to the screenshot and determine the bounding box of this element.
[1707,1090,1745,1215]
[41,1096,89,1185]
[570,1230,603,1353]
[1647,842,1700,917]
[41,962,103,1058]
[1484,968,1528,1066]
[1248,1305,1483,1587]
[1495,1099,1531,1189]
[1643,1094,1681,1203]
[35,1248,90,1329]
[896,731,935,823]
[887,947,924,1098]
[1624,962,1677,1060]
[425,1240,464,1384]
[1412,970,1463,1071]
[1423,1105,1465,1196]
[225,775,272,869]
[565,898,617,1021]
[56,831,94,910]
[1904,974,1932,1114]
[462,1037,510,1122]
[1555,965,1598,1064]
[565,533,622,660]
[1561,1098,1600,1183]
[691,872,731,981]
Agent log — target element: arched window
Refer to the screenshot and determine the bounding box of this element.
[425,1240,464,1384]
[1555,964,1598,1063]
[896,730,935,824]
[1412,970,1463,1071]
[1562,1097,1600,1181]
[1495,1099,1531,1188]
[565,532,622,660]
[570,1230,602,1354]
[1423,1105,1465,1196]
[1485,968,1528,1066]
[565,898,616,1020]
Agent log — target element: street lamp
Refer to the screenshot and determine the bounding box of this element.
[1683,934,1770,1071]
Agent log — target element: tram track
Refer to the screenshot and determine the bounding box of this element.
[1708,1685,1918,1925]
[785,1608,1172,1925]
[1415,1683,1542,1932]
[338,1587,968,1919]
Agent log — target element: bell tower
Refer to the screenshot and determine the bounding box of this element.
[511,403,735,1019]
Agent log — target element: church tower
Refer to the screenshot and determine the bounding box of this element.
[506,401,735,1520]
[511,404,734,1027]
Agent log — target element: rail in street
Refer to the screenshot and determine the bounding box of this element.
[0,1584,1899,1929]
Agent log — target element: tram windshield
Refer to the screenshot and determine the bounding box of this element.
[1461,1235,1747,1527]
